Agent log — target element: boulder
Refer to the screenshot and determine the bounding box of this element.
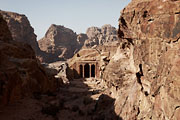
[45,61,72,84]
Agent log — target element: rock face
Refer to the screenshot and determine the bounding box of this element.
[103,0,180,119]
[77,33,88,47]
[0,10,41,54]
[38,24,118,63]
[68,40,119,80]
[0,14,57,105]
[67,25,119,80]
[84,24,118,47]
[44,61,72,84]
[38,24,82,63]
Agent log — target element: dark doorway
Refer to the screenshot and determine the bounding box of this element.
[84,63,90,78]
[79,65,83,78]
[91,64,95,77]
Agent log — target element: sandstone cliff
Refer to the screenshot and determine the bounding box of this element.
[38,24,118,63]
[0,14,57,105]
[103,0,180,119]
[77,33,88,47]
[38,24,83,63]
[0,10,41,54]
[84,24,118,47]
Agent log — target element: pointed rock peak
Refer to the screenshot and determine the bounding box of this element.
[45,24,76,37]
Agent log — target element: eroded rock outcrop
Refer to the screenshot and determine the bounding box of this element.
[44,61,72,84]
[38,24,118,63]
[84,24,118,47]
[0,14,57,105]
[38,24,82,63]
[103,0,180,119]
[77,33,88,47]
[0,10,41,54]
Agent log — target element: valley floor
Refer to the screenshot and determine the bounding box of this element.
[0,78,120,120]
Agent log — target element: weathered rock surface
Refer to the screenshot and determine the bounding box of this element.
[68,25,119,79]
[44,61,72,84]
[38,24,81,63]
[0,14,57,105]
[38,24,118,63]
[68,41,119,80]
[84,24,118,47]
[103,0,180,119]
[77,33,88,47]
[0,10,41,54]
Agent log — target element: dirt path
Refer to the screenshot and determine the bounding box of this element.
[56,78,107,120]
[0,78,119,120]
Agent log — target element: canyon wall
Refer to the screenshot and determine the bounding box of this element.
[0,11,41,54]
[0,14,57,105]
[103,0,180,119]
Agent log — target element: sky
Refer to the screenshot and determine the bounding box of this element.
[0,0,131,39]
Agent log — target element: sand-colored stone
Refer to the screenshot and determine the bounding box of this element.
[68,41,119,79]
[38,24,82,63]
[103,0,180,119]
[84,24,118,47]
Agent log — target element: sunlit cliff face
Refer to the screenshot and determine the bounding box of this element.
[102,0,180,119]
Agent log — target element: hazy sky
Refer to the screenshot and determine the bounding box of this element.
[0,0,131,39]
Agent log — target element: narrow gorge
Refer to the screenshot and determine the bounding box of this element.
[0,0,180,120]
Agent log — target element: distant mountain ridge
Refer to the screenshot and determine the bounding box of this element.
[1,10,119,63]
[38,24,118,63]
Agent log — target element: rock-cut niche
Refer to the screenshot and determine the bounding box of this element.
[91,64,95,77]
[79,63,96,78]
[79,65,83,78]
[84,63,90,78]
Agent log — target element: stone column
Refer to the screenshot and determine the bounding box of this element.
[78,63,80,75]
[89,64,91,78]
[82,64,85,78]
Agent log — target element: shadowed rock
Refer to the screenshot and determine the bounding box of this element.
[0,10,41,54]
[0,14,57,105]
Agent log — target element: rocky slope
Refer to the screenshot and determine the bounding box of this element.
[103,0,180,119]
[38,24,83,63]
[0,14,57,105]
[84,24,118,47]
[77,33,88,47]
[0,10,41,54]
[38,24,118,63]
